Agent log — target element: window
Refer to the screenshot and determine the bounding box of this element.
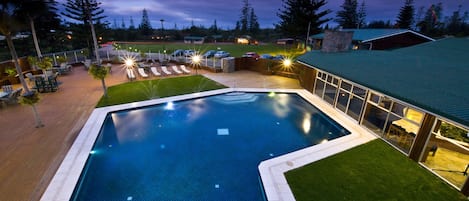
[340,81,352,91]
[336,90,349,112]
[314,79,325,98]
[362,103,388,134]
[347,96,364,121]
[421,120,469,189]
[324,83,337,105]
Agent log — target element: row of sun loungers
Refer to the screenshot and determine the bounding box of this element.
[128,65,192,80]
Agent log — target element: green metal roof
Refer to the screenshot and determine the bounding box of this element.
[310,29,434,42]
[298,37,469,127]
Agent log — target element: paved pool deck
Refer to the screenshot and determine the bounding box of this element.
[0,65,302,201]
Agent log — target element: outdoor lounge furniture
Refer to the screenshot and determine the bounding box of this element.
[2,85,13,93]
[150,67,161,76]
[55,63,73,75]
[137,68,149,78]
[126,68,136,80]
[0,88,22,106]
[34,73,59,93]
[84,59,91,70]
[171,65,183,74]
[161,66,172,75]
[180,65,191,74]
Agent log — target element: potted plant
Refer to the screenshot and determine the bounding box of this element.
[37,57,53,76]
[27,56,39,70]
[19,91,44,128]
[56,56,67,65]
[4,66,16,77]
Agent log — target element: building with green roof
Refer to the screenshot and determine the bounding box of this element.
[310,29,434,50]
[297,37,469,195]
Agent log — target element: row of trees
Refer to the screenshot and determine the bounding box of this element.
[3,0,469,61]
[277,0,469,39]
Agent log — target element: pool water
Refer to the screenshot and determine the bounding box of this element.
[72,92,350,200]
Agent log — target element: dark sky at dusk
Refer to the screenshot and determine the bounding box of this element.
[57,0,469,29]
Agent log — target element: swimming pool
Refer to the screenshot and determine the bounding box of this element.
[67,92,348,200]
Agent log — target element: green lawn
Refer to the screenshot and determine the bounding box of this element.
[286,139,467,201]
[115,42,304,58]
[96,75,226,107]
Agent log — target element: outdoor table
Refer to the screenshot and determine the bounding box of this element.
[0,91,9,98]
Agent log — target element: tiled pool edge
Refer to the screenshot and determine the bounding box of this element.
[258,90,377,201]
[40,88,376,201]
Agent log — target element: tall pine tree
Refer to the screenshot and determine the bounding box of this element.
[396,0,415,29]
[277,0,331,38]
[249,8,260,35]
[139,9,152,36]
[357,1,366,28]
[336,0,358,28]
[238,0,250,35]
[62,0,106,58]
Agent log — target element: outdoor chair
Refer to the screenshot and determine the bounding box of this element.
[180,65,191,74]
[126,68,136,80]
[161,66,172,75]
[171,65,183,74]
[150,67,161,76]
[57,63,73,75]
[84,59,91,70]
[2,85,13,93]
[0,88,22,106]
[137,68,149,78]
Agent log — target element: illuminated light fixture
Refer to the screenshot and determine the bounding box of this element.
[268,92,276,97]
[191,55,201,75]
[165,101,174,110]
[302,113,311,134]
[283,58,292,67]
[320,139,329,144]
[90,150,97,154]
[125,58,134,67]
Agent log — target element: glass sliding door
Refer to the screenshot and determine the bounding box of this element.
[421,120,469,189]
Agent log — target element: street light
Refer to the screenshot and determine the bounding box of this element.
[191,55,201,75]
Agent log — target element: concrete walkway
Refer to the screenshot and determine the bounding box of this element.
[0,65,300,201]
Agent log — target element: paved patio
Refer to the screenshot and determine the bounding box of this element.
[0,64,300,201]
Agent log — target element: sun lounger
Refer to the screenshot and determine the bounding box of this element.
[171,65,183,74]
[137,68,149,78]
[150,67,161,76]
[180,65,191,74]
[126,68,136,80]
[161,66,172,75]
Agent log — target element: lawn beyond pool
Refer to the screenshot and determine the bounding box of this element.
[286,139,467,201]
[96,75,226,107]
[115,42,304,58]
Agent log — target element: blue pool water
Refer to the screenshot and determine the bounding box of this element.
[72,92,350,200]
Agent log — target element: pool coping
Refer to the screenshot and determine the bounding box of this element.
[40,88,376,201]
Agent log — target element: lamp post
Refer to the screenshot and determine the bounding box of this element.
[160,19,165,39]
[191,55,201,75]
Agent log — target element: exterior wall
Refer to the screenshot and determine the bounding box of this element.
[368,32,432,50]
[234,57,299,78]
[321,30,353,52]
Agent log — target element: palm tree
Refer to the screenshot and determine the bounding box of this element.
[18,0,58,58]
[88,64,109,97]
[0,1,29,92]
[0,1,44,127]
